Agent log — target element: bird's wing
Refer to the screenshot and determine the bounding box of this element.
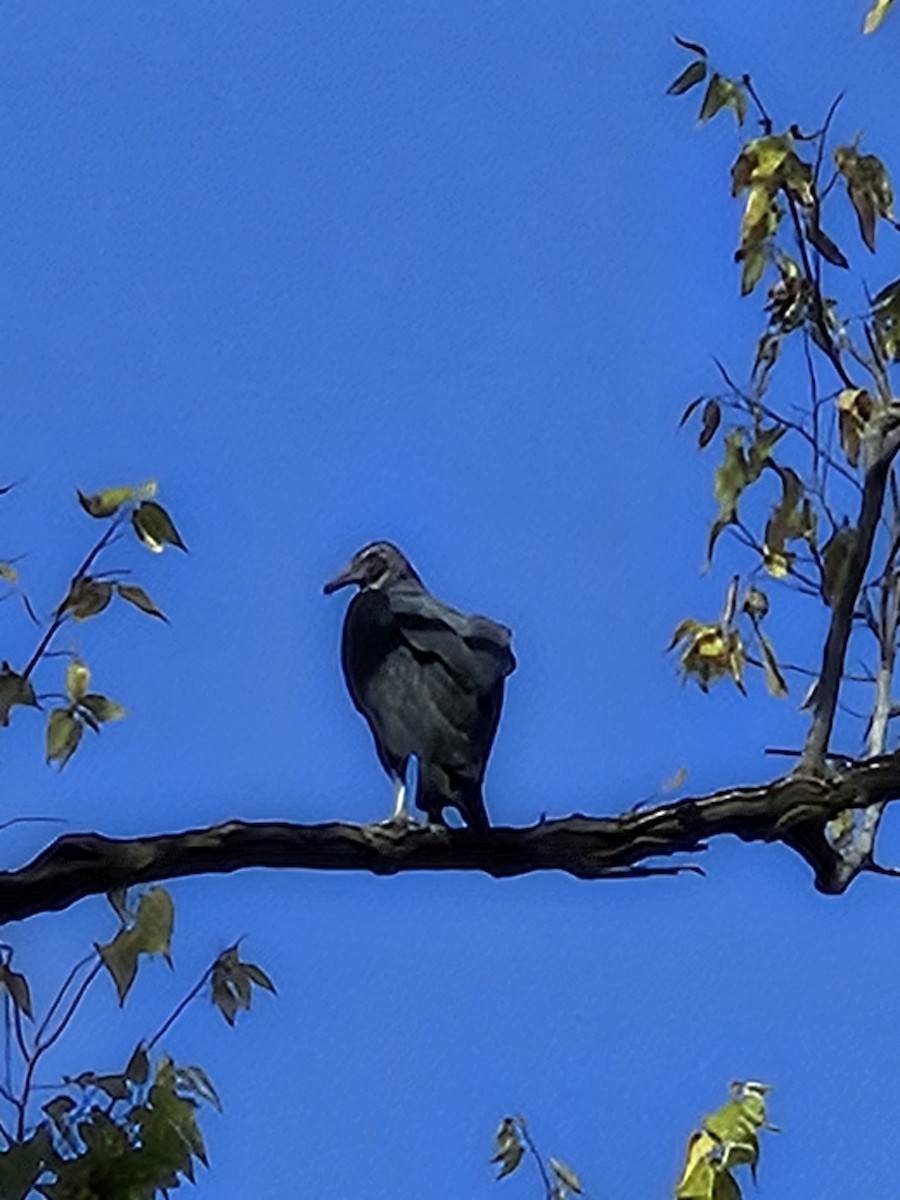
[387,585,515,692]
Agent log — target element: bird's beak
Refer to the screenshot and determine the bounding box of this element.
[323,562,359,595]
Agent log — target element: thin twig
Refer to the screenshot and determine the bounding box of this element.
[146,966,214,1053]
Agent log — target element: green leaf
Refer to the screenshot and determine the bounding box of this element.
[79,693,127,723]
[0,1126,53,1200]
[116,582,168,622]
[667,59,706,96]
[97,887,175,1004]
[77,484,137,518]
[0,662,38,727]
[134,887,175,963]
[46,709,83,770]
[132,501,188,553]
[97,928,141,1004]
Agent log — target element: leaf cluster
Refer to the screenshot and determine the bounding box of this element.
[676,1082,777,1200]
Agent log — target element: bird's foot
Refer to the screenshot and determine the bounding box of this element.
[376,812,422,831]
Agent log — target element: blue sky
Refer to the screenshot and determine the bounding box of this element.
[1,1,899,1196]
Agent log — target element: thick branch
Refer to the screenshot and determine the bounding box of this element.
[6,757,900,923]
[801,434,900,771]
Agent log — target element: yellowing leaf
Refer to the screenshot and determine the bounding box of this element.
[550,1157,583,1194]
[864,0,895,34]
[835,146,895,252]
[66,658,90,702]
[676,1130,718,1199]
[77,485,136,519]
[837,387,876,466]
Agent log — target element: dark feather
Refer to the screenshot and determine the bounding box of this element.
[325,543,514,829]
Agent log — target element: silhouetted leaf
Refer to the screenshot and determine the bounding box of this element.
[0,663,38,727]
[79,694,127,723]
[673,35,708,56]
[0,964,33,1019]
[116,583,168,622]
[132,501,187,553]
[126,1044,150,1085]
[699,400,721,448]
[805,220,849,268]
[46,709,83,770]
[667,59,706,96]
[65,577,113,620]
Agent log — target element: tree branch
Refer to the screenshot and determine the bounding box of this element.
[6,757,900,922]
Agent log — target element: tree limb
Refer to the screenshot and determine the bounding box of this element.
[6,757,900,924]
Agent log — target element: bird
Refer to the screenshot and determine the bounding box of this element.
[323,541,515,830]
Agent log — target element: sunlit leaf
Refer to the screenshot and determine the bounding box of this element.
[0,562,19,584]
[66,658,91,702]
[864,0,895,34]
[77,485,137,519]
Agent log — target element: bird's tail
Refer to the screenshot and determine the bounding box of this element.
[415,762,489,832]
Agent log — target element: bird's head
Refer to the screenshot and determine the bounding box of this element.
[323,541,422,594]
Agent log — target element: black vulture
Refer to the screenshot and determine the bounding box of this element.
[324,542,515,830]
